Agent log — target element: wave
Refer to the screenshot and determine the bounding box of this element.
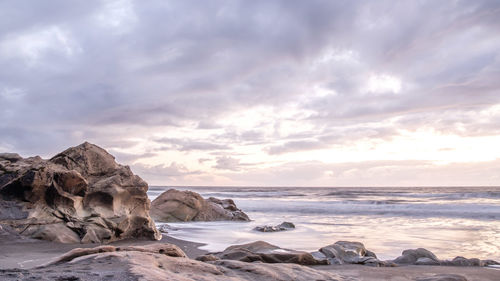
[237,200,500,220]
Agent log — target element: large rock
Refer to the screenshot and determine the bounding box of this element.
[0,142,161,243]
[197,241,328,266]
[393,248,499,267]
[150,189,250,222]
[393,248,439,265]
[319,241,385,266]
[0,244,345,281]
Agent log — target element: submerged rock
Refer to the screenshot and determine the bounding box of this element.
[150,189,250,222]
[197,240,328,266]
[0,142,161,243]
[0,243,344,281]
[254,221,295,232]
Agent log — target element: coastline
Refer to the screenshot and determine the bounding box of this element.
[0,230,208,270]
[1,231,499,280]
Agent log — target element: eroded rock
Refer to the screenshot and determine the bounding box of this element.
[0,244,345,281]
[319,241,387,266]
[150,189,250,222]
[197,240,328,266]
[0,142,161,243]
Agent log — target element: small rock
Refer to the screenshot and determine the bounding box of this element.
[196,254,220,262]
[157,224,173,233]
[254,221,295,232]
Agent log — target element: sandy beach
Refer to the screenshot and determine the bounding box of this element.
[1,230,499,280]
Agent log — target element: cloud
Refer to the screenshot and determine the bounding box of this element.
[132,162,203,183]
[2,0,500,185]
[154,137,231,151]
[213,156,241,171]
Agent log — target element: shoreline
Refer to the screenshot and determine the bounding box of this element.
[0,230,208,270]
[1,233,499,280]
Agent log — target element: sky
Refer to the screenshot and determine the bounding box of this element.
[1,0,500,186]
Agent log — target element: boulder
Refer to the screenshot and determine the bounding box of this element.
[0,244,344,281]
[0,142,161,243]
[150,189,250,222]
[393,249,499,267]
[440,256,499,267]
[254,221,295,232]
[393,248,439,265]
[319,241,385,266]
[197,241,328,266]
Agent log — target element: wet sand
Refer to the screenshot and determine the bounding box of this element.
[0,231,207,269]
[1,230,499,280]
[316,264,500,280]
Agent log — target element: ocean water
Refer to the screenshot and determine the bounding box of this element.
[147,186,500,261]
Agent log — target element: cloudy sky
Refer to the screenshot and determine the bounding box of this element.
[1,0,500,186]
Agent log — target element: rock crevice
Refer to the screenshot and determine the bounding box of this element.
[0,142,161,243]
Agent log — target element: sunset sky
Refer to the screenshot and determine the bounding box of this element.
[1,0,500,186]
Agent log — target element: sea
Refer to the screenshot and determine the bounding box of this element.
[147,186,500,261]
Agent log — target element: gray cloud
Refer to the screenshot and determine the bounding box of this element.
[154,137,231,152]
[2,0,500,185]
[213,156,241,171]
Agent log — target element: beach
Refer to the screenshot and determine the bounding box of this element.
[149,185,500,261]
[1,231,499,280]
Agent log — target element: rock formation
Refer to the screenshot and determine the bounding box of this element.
[150,189,250,222]
[0,142,161,243]
[196,240,328,266]
[254,221,295,232]
[317,241,386,266]
[392,248,499,267]
[0,243,345,281]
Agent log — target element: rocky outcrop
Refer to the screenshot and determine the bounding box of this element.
[318,241,387,266]
[0,243,345,281]
[150,189,250,222]
[0,142,161,243]
[254,221,295,232]
[197,241,328,266]
[393,248,499,267]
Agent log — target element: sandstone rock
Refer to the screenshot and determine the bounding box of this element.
[199,240,328,266]
[3,244,344,281]
[319,241,385,266]
[254,221,295,232]
[0,142,161,243]
[416,274,468,281]
[393,248,439,265]
[150,189,250,222]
